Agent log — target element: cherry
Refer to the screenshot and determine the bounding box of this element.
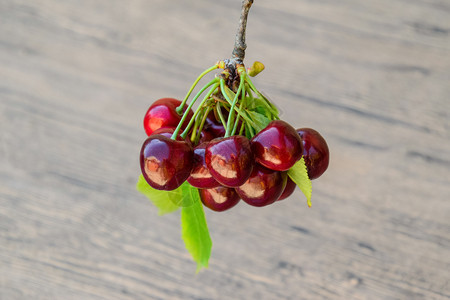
[277,176,296,201]
[140,135,193,190]
[203,110,226,138]
[251,120,303,171]
[236,164,287,207]
[205,135,254,187]
[197,129,216,144]
[143,98,194,136]
[199,186,240,212]
[187,143,220,189]
[297,128,329,180]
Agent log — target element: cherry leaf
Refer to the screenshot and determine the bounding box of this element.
[136,175,180,215]
[259,93,279,117]
[180,183,212,272]
[247,110,271,133]
[287,158,312,207]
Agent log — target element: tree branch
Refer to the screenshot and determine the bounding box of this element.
[231,0,254,64]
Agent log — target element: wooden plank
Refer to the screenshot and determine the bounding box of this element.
[1,0,449,299]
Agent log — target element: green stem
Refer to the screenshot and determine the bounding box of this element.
[246,122,255,137]
[243,73,259,95]
[176,64,219,114]
[189,115,200,142]
[219,78,256,128]
[193,106,213,145]
[245,83,254,101]
[180,82,220,139]
[215,102,227,130]
[238,119,245,135]
[225,75,245,137]
[219,78,233,106]
[172,78,219,140]
[231,82,247,136]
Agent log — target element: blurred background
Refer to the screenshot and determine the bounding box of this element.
[1,0,449,299]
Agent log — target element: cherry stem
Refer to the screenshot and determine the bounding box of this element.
[225,73,245,137]
[215,101,228,130]
[180,82,220,139]
[231,82,247,136]
[176,64,219,115]
[192,106,213,145]
[231,0,254,64]
[219,78,233,108]
[172,78,219,140]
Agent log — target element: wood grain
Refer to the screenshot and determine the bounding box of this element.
[1,0,449,299]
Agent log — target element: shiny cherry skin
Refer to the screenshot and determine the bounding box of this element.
[251,120,303,171]
[143,98,194,136]
[277,176,296,201]
[297,128,329,180]
[205,135,254,187]
[140,135,193,190]
[236,164,287,207]
[199,186,240,212]
[187,143,220,189]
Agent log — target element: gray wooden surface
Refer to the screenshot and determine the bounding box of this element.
[1,0,449,299]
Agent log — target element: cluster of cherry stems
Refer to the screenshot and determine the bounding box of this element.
[139,61,329,211]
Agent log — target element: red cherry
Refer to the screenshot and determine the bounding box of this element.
[140,135,193,190]
[277,176,296,201]
[143,98,193,136]
[297,128,329,180]
[205,136,254,187]
[197,129,216,144]
[203,110,226,138]
[187,143,220,189]
[236,164,287,207]
[251,120,303,171]
[199,186,240,212]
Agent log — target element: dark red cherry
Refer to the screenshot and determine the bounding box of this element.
[199,186,240,212]
[205,135,254,187]
[236,164,287,207]
[277,176,296,201]
[187,143,220,189]
[197,129,216,144]
[297,128,329,180]
[203,110,226,138]
[251,120,303,171]
[140,135,193,190]
[143,98,194,136]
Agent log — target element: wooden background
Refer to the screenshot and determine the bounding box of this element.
[1,0,449,299]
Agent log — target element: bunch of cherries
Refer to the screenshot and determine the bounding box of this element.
[139,61,329,212]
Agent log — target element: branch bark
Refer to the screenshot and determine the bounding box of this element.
[231,0,254,64]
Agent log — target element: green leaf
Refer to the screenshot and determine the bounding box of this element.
[247,110,271,133]
[259,93,279,117]
[180,183,212,272]
[287,158,313,207]
[136,175,181,215]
